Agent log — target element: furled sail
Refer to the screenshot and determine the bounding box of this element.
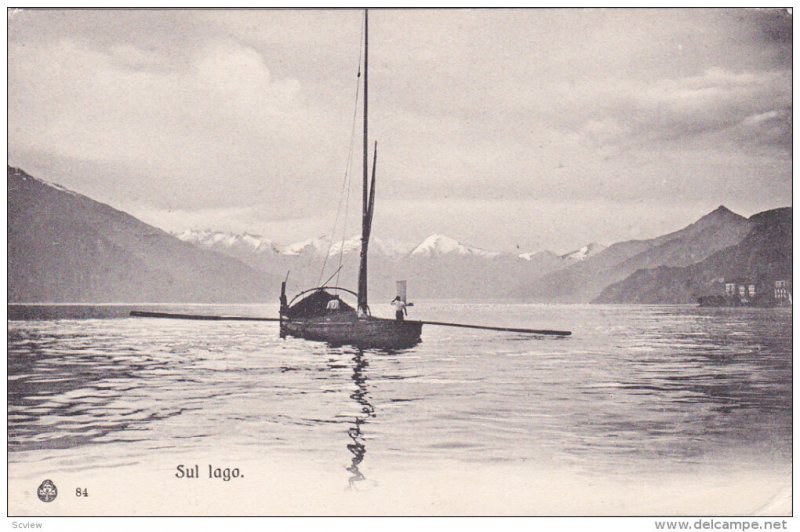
[396,280,407,303]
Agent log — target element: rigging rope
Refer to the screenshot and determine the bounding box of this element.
[318,18,364,287]
[335,148,354,287]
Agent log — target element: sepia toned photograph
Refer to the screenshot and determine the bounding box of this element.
[7,7,792,518]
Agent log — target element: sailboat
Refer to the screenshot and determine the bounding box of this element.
[130,11,571,341]
[278,9,424,349]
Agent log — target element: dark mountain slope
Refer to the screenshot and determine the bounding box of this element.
[593,207,792,304]
[8,166,278,303]
[515,206,752,302]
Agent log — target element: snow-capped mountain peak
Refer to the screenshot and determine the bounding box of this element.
[410,234,502,258]
[327,235,361,256]
[282,235,331,256]
[178,229,413,259]
[561,242,606,262]
[327,235,412,257]
[518,250,558,261]
[175,229,282,254]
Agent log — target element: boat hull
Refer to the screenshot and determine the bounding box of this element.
[280,315,422,349]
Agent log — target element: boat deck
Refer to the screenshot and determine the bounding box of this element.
[280,314,423,349]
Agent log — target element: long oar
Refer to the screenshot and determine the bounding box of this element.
[421,320,571,336]
[129,311,571,336]
[129,311,280,322]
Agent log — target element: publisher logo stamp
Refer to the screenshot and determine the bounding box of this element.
[37,480,57,503]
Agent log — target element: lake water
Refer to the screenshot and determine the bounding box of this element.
[7,303,792,516]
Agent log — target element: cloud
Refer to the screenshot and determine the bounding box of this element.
[573,67,791,153]
[7,9,793,252]
[10,38,307,161]
[9,36,350,213]
[108,44,166,69]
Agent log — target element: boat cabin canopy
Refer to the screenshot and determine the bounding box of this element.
[283,289,356,319]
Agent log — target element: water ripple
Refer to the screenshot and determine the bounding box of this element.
[7,303,792,479]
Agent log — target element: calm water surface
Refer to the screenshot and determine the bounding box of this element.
[7,303,792,488]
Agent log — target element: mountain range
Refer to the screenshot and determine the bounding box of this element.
[512,205,755,303]
[593,207,792,304]
[175,229,606,263]
[8,165,789,305]
[174,229,605,299]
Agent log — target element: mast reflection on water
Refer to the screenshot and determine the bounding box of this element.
[345,348,374,488]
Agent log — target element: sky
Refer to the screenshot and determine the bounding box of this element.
[8,8,792,254]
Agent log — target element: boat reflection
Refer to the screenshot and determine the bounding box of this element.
[345,348,374,488]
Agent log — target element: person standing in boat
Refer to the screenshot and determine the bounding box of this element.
[327,295,341,312]
[391,296,407,321]
[279,292,288,314]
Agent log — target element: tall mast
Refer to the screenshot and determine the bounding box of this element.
[357,8,369,315]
